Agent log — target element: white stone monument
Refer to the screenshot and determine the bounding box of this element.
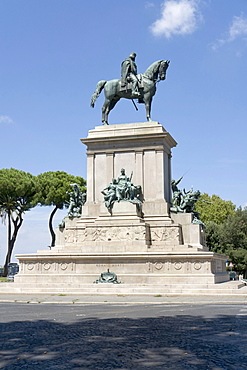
[11,121,231,294]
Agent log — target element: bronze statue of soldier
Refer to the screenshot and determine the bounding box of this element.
[121,52,141,97]
[91,56,170,125]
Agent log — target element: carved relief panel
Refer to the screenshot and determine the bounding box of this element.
[150,225,181,244]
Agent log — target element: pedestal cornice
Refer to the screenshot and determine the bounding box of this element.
[81,121,177,150]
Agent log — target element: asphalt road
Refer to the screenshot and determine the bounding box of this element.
[0,303,247,369]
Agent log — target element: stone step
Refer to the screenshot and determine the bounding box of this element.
[0,281,245,295]
[7,281,243,289]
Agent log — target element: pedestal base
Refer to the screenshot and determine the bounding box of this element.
[13,250,229,293]
[10,122,230,294]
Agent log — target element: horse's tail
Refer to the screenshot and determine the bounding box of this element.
[90,80,107,108]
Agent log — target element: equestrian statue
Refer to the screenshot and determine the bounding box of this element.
[90,53,170,125]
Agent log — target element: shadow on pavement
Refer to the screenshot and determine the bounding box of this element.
[0,309,247,369]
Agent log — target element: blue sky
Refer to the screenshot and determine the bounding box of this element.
[1,0,247,264]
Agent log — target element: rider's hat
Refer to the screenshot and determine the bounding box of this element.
[129,52,136,58]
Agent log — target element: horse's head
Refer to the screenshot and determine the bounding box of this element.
[159,60,170,81]
[143,60,169,81]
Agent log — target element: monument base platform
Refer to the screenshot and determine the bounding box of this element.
[10,121,232,295]
[12,248,229,290]
[0,280,244,296]
[12,207,230,292]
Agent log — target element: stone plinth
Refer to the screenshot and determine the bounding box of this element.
[14,251,228,289]
[81,121,176,221]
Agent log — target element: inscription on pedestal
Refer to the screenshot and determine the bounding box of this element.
[96,264,124,267]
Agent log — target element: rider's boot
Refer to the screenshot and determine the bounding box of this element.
[132,89,141,98]
[131,80,141,98]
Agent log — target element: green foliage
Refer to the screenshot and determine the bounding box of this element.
[0,168,38,275]
[0,168,38,215]
[228,248,247,275]
[221,208,247,249]
[35,171,86,208]
[205,207,247,275]
[204,221,223,252]
[194,193,235,224]
[0,169,87,268]
[35,171,86,247]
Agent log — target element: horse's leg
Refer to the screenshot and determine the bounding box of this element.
[102,97,120,125]
[144,94,153,122]
[102,98,111,125]
[108,98,120,116]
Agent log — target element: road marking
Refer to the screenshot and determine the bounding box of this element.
[236,308,247,317]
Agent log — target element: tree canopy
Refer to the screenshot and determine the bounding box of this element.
[0,169,86,273]
[193,193,247,275]
[35,171,86,247]
[194,193,235,224]
[35,171,85,208]
[0,168,38,276]
[205,207,247,276]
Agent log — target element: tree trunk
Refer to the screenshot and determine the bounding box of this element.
[3,212,23,277]
[49,205,59,247]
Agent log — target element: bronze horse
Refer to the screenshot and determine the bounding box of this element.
[90,60,170,125]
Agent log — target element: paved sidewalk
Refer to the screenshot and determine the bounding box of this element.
[0,293,247,305]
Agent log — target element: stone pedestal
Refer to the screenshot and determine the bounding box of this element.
[81,121,175,222]
[12,121,229,294]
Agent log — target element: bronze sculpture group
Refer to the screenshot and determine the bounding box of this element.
[94,269,121,284]
[170,177,200,213]
[170,177,210,225]
[90,52,170,125]
[59,184,86,228]
[101,168,143,213]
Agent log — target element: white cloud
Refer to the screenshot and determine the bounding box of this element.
[0,115,13,124]
[212,13,247,50]
[229,14,247,41]
[150,0,202,38]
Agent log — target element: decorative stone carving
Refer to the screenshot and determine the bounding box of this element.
[74,226,147,243]
[27,263,35,271]
[77,229,87,242]
[154,262,163,270]
[64,229,78,243]
[60,263,68,271]
[174,262,182,270]
[43,262,51,271]
[94,228,107,241]
[151,226,180,243]
[194,262,202,270]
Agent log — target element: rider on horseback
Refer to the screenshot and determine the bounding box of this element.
[121,52,141,97]
[90,58,169,125]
